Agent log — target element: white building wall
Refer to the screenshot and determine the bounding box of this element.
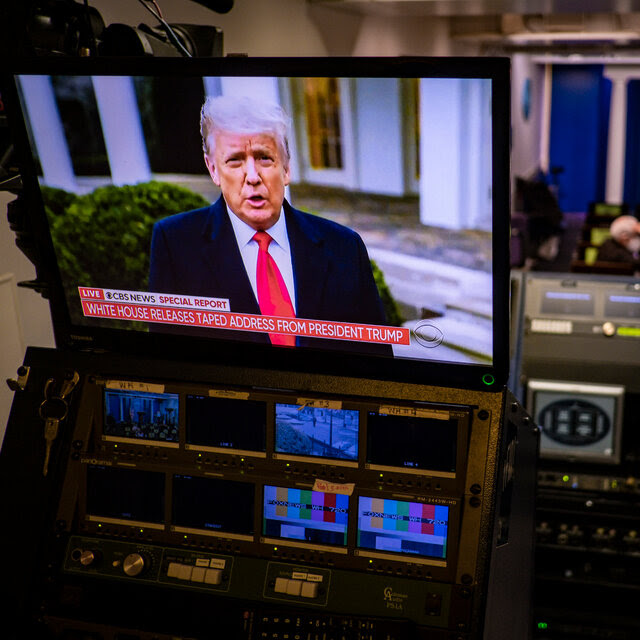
[354,78,405,196]
[419,78,493,231]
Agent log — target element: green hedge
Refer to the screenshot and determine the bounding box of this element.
[42,181,209,326]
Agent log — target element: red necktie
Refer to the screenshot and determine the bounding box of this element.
[253,231,296,346]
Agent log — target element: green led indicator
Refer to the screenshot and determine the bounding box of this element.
[482,374,495,386]
[562,475,570,482]
[538,622,548,630]
[617,326,640,337]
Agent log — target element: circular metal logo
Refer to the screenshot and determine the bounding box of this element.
[412,321,444,348]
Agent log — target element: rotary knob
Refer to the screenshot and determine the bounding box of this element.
[79,549,101,567]
[123,552,148,577]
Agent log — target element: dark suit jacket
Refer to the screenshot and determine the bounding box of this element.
[149,196,390,353]
[597,238,637,265]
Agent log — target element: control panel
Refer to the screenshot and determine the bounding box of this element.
[0,348,536,640]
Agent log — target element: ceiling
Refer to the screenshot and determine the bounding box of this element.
[308,0,640,17]
[308,0,640,53]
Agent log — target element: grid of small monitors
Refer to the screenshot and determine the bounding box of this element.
[93,386,461,561]
[85,465,451,562]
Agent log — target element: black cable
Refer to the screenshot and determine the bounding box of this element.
[82,0,99,56]
[136,0,193,57]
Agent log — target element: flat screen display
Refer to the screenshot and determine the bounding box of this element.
[172,474,255,536]
[185,394,266,453]
[263,485,348,547]
[5,57,510,389]
[541,291,594,316]
[357,496,449,560]
[527,380,624,464]
[366,411,457,474]
[605,294,640,319]
[86,465,165,524]
[275,403,359,462]
[103,387,179,443]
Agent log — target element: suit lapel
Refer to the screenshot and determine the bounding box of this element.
[200,197,261,314]
[286,202,330,319]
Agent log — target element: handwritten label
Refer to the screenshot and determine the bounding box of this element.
[378,405,449,421]
[209,389,250,400]
[313,479,355,496]
[297,398,342,410]
[105,380,165,394]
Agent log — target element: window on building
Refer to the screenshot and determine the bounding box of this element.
[302,77,343,170]
[51,75,109,176]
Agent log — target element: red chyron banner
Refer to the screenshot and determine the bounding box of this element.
[78,287,410,345]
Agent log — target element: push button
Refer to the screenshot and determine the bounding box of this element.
[300,581,319,599]
[286,580,303,596]
[425,591,443,616]
[204,568,222,585]
[274,577,289,593]
[167,562,182,578]
[177,564,193,580]
[191,566,206,583]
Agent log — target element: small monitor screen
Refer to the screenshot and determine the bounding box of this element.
[541,291,594,316]
[103,387,179,443]
[86,465,165,524]
[172,474,255,536]
[263,485,348,547]
[527,380,624,464]
[366,411,457,474]
[357,496,449,560]
[275,403,359,462]
[185,395,266,453]
[605,294,640,319]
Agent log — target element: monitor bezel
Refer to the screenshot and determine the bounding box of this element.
[3,55,511,391]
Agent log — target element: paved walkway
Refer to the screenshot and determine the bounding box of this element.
[290,185,493,363]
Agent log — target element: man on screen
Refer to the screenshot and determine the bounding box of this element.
[149,95,389,351]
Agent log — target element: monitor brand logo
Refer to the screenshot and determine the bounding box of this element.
[383,586,408,611]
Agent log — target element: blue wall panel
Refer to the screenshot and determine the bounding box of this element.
[549,65,610,212]
[624,79,640,212]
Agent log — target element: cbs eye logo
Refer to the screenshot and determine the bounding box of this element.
[412,321,444,348]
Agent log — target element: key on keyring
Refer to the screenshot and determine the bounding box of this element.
[39,395,68,477]
[58,371,80,400]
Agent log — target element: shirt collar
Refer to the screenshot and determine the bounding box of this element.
[226,203,290,252]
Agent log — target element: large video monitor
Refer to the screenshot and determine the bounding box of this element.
[3,56,510,389]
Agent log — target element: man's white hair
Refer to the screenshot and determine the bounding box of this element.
[200,95,291,166]
[610,215,639,240]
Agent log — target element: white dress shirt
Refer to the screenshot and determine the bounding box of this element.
[226,206,297,313]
